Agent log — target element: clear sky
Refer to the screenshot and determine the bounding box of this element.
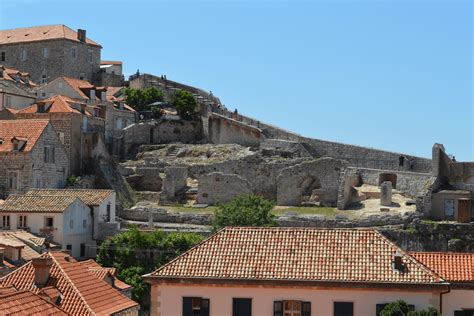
[1,0,472,160]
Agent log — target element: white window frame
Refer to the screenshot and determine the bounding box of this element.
[20,49,27,61]
[88,50,93,63]
[4,95,12,108]
[18,215,27,228]
[41,73,48,84]
[2,215,10,228]
[7,170,20,190]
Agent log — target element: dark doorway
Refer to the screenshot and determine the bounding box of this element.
[378,173,397,189]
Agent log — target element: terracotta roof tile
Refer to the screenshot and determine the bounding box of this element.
[0,290,68,315]
[0,195,80,213]
[149,227,443,285]
[0,119,49,153]
[0,252,138,315]
[0,65,37,86]
[60,77,94,99]
[100,60,122,65]
[18,95,85,115]
[411,252,474,283]
[0,24,101,47]
[26,189,114,206]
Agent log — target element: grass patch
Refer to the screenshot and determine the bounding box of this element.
[272,206,337,217]
[163,205,218,214]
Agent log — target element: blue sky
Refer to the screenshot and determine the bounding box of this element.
[1,0,472,160]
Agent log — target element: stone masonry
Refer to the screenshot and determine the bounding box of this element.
[197,172,252,205]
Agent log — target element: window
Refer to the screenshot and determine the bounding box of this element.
[80,243,86,257]
[44,146,55,163]
[71,46,77,59]
[0,51,5,61]
[2,215,10,228]
[40,91,47,98]
[42,47,48,58]
[334,302,353,316]
[18,215,27,228]
[106,204,111,222]
[69,219,74,229]
[4,95,11,108]
[79,73,85,80]
[88,50,93,63]
[7,171,19,190]
[66,244,72,253]
[455,311,474,316]
[20,49,27,61]
[83,219,87,228]
[274,301,311,316]
[41,73,47,84]
[444,199,455,217]
[233,298,251,316]
[45,217,54,228]
[58,132,65,144]
[182,297,209,316]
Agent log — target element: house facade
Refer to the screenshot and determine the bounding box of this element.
[144,227,469,316]
[0,25,101,84]
[16,95,107,175]
[0,66,36,110]
[0,119,69,197]
[0,194,94,259]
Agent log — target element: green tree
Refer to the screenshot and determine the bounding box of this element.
[172,90,197,119]
[381,301,440,316]
[123,87,164,111]
[213,195,277,230]
[97,227,204,306]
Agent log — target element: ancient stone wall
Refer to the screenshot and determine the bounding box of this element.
[277,158,348,206]
[160,167,187,202]
[121,119,204,158]
[197,172,252,205]
[260,139,312,158]
[208,113,261,147]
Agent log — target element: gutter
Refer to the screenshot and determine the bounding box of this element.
[439,285,451,314]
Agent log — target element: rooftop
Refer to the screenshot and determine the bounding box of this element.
[18,95,89,116]
[0,290,68,315]
[0,119,49,153]
[100,60,122,65]
[26,189,114,206]
[0,24,101,47]
[0,251,138,315]
[0,195,81,213]
[147,227,443,286]
[411,252,474,283]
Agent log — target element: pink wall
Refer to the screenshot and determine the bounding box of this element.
[151,283,443,316]
[442,290,474,315]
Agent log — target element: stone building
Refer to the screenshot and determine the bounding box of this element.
[37,76,136,145]
[95,60,124,86]
[0,66,36,110]
[16,95,107,175]
[0,25,101,84]
[0,119,69,198]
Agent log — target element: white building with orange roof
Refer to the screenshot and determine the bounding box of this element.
[0,65,36,110]
[144,227,471,316]
[0,119,69,197]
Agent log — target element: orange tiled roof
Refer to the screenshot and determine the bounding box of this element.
[0,252,138,315]
[0,65,37,86]
[18,95,86,115]
[26,189,114,206]
[0,290,68,315]
[0,195,80,213]
[0,119,49,153]
[149,227,443,285]
[79,260,131,290]
[100,60,122,65]
[411,252,474,283]
[0,24,101,47]
[60,77,94,99]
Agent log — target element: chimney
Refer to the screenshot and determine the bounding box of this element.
[394,251,404,272]
[77,29,86,42]
[32,257,53,288]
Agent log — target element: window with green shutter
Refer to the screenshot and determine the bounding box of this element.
[183,297,209,316]
[334,302,353,316]
[233,298,252,316]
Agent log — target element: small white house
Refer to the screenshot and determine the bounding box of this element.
[0,194,93,259]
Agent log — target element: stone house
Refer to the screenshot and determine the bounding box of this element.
[0,66,36,110]
[37,76,136,144]
[25,189,118,241]
[0,24,101,84]
[0,251,139,315]
[95,60,124,86]
[0,194,93,259]
[144,227,472,316]
[0,119,69,197]
[16,95,107,175]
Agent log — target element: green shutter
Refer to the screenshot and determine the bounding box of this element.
[302,301,311,316]
[274,301,283,316]
[233,298,252,316]
[376,304,387,316]
[201,298,210,316]
[182,297,193,316]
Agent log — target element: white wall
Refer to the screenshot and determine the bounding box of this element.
[442,290,474,315]
[153,284,441,316]
[62,199,94,258]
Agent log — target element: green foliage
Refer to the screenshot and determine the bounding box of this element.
[123,87,164,111]
[97,227,204,306]
[381,301,440,316]
[213,195,277,230]
[66,175,78,186]
[172,90,197,119]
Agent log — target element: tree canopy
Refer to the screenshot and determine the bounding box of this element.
[212,195,277,230]
[172,90,198,119]
[123,87,164,111]
[380,301,440,316]
[97,228,204,306]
